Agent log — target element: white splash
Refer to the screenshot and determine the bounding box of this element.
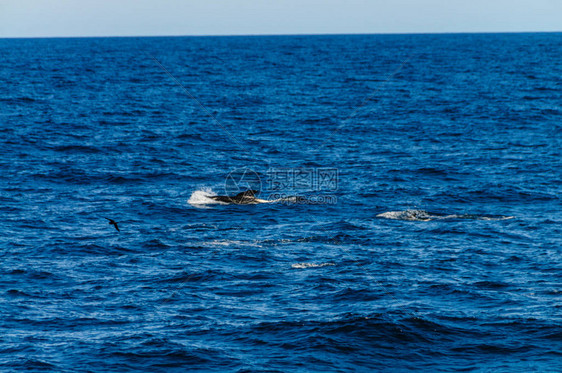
[187,188,223,207]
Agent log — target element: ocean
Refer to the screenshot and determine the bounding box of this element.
[0,33,561,372]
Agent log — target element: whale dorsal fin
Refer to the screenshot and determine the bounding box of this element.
[234,190,257,198]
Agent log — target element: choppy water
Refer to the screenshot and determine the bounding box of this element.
[1,33,561,372]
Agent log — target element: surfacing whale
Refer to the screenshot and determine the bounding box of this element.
[209,190,267,205]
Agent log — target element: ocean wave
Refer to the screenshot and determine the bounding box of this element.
[4,34,562,373]
[0,96,39,103]
[377,210,514,222]
[291,262,335,269]
[0,358,57,371]
[201,239,263,248]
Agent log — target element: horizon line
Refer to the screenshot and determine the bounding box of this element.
[1,30,561,40]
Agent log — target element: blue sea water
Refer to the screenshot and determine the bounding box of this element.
[0,33,561,372]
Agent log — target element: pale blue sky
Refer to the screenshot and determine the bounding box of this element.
[1,0,560,38]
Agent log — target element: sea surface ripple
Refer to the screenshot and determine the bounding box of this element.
[0,33,561,372]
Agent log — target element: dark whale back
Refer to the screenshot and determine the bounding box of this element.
[234,190,258,198]
[210,190,259,204]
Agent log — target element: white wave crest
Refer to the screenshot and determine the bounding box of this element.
[202,239,263,248]
[477,216,515,221]
[291,262,335,269]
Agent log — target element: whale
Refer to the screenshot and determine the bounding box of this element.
[209,190,268,205]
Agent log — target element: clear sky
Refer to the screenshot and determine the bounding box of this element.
[1,0,560,38]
